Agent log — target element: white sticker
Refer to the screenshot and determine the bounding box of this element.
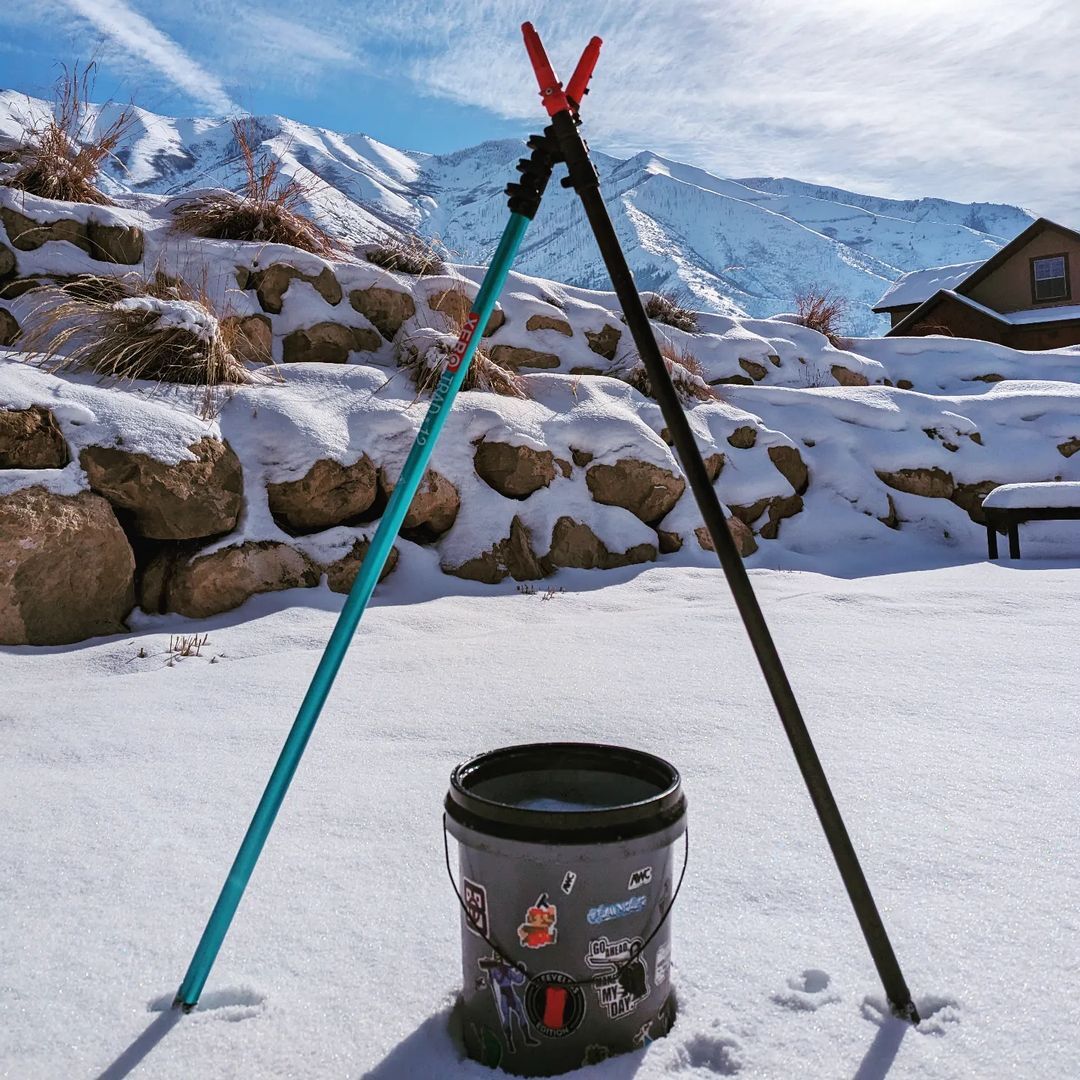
[627,866,653,890]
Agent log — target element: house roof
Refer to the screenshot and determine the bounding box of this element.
[874,217,1080,314]
[887,288,1080,336]
[873,261,983,311]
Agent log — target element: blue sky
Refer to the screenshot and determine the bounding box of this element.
[1,0,1077,220]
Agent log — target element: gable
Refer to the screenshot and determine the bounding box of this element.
[963,222,1080,313]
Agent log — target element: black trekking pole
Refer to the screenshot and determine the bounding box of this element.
[522,22,920,1024]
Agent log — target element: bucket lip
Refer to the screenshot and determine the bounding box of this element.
[446,741,684,842]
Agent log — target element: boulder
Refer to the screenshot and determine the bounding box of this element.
[380,467,460,542]
[473,441,556,499]
[711,374,754,386]
[444,517,545,584]
[324,538,399,593]
[878,494,901,530]
[428,289,505,336]
[768,445,809,495]
[729,497,770,526]
[950,480,1001,524]
[488,344,560,371]
[831,364,869,387]
[251,264,342,314]
[0,406,69,468]
[0,243,15,279]
[876,466,955,500]
[767,354,782,367]
[585,458,686,526]
[568,365,605,376]
[1057,437,1080,459]
[704,453,725,482]
[738,358,768,381]
[695,516,758,557]
[142,540,319,618]
[727,426,757,449]
[267,455,377,533]
[79,437,243,540]
[0,206,142,264]
[585,324,621,360]
[571,448,594,468]
[971,373,1004,383]
[758,494,804,540]
[85,221,143,264]
[658,530,683,553]
[222,314,272,364]
[0,488,134,644]
[526,313,572,336]
[541,517,656,572]
[348,286,416,340]
[282,323,381,363]
[0,307,20,346]
[897,379,914,390]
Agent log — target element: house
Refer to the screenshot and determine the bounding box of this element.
[873,218,1080,349]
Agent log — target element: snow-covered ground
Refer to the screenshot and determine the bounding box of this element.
[2,558,1078,1079]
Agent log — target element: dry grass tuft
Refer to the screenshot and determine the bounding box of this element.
[623,341,717,404]
[171,119,339,256]
[793,289,850,349]
[643,289,699,333]
[365,232,446,276]
[1,62,135,205]
[21,271,270,414]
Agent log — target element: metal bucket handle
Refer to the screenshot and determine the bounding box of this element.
[443,812,688,990]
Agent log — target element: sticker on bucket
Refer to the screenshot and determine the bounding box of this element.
[561,871,577,895]
[524,970,587,1038]
[627,866,652,890]
[586,895,647,926]
[462,878,489,938]
[655,942,671,986]
[477,953,540,1053]
[518,893,558,949]
[584,936,651,1020]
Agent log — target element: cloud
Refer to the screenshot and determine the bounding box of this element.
[376,0,1080,220]
[59,0,238,113]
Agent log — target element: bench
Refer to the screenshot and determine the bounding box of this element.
[982,482,1080,559]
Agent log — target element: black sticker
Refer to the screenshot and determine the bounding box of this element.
[463,877,489,938]
[524,970,587,1038]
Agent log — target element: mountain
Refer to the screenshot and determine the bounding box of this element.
[0,91,1036,333]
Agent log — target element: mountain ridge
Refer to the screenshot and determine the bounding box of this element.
[0,90,1036,332]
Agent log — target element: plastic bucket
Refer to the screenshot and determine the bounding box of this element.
[445,742,687,1076]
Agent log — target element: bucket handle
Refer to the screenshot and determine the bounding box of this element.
[443,812,688,990]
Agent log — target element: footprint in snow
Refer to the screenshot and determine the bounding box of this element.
[674,1027,743,1074]
[861,992,961,1035]
[148,986,266,1022]
[771,968,841,1012]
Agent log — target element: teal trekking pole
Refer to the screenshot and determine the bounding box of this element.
[173,41,602,1012]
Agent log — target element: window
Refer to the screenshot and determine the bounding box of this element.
[1031,254,1070,302]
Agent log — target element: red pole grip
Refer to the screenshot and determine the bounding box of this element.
[521,21,571,117]
[566,36,602,110]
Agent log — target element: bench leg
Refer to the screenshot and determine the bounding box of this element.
[1008,522,1021,559]
[987,524,998,559]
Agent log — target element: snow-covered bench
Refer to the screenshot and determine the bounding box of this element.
[982,482,1080,559]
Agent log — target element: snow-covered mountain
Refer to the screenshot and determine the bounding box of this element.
[0,91,1036,333]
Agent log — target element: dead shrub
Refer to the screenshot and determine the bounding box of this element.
[1,62,135,205]
[793,289,850,349]
[365,233,446,276]
[622,341,716,404]
[171,119,339,257]
[643,289,699,332]
[21,271,272,413]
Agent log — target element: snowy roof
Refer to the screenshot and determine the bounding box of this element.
[873,261,983,311]
[892,289,1080,333]
[983,482,1080,509]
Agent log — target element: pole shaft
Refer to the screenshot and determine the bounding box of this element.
[175,214,532,1010]
[549,111,918,1022]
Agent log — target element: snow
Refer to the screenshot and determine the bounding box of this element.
[982,481,1080,509]
[114,296,219,342]
[1,562,1079,1078]
[1001,304,1080,326]
[0,92,1036,335]
[872,262,983,310]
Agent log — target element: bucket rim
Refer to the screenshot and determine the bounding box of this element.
[446,741,685,843]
